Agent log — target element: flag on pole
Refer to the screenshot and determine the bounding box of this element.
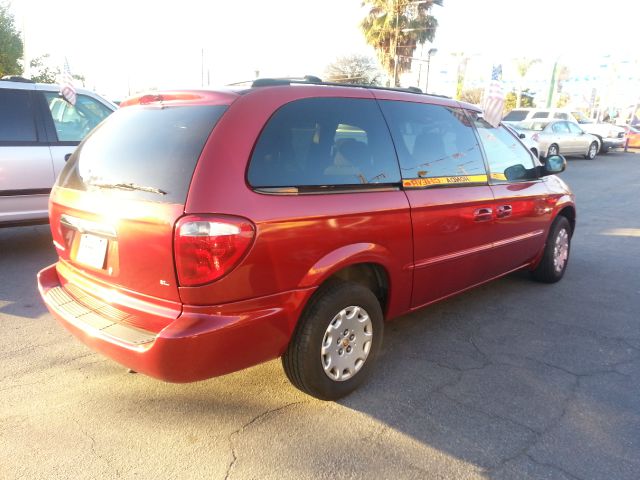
[60,58,77,105]
[482,65,504,128]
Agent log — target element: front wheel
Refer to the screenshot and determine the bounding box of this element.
[282,281,383,400]
[585,141,598,160]
[547,144,559,157]
[531,216,572,283]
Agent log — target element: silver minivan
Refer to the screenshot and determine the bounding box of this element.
[0,77,116,226]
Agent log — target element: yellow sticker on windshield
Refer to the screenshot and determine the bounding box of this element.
[402,174,488,188]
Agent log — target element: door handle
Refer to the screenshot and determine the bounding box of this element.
[473,207,493,222]
[497,205,512,218]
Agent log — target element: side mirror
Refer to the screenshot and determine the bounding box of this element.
[504,164,528,181]
[542,155,566,175]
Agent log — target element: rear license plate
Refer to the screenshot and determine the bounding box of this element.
[76,234,108,269]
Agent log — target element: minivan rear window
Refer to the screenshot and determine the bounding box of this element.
[57,105,227,203]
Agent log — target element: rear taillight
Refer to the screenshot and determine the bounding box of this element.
[174,215,255,287]
[532,133,540,141]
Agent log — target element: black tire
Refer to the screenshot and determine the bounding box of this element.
[282,281,384,400]
[585,141,598,160]
[596,137,607,153]
[547,144,559,157]
[531,216,571,283]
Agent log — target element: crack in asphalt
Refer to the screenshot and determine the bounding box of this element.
[73,418,120,478]
[525,454,585,480]
[224,401,306,480]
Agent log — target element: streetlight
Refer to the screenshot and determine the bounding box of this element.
[425,48,437,93]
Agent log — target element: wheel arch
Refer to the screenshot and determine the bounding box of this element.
[556,205,576,235]
[298,243,394,316]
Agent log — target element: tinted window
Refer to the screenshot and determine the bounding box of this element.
[248,98,400,188]
[503,110,528,121]
[57,105,227,203]
[44,92,113,142]
[532,112,548,119]
[554,113,569,120]
[469,112,535,183]
[0,90,37,142]
[379,101,486,183]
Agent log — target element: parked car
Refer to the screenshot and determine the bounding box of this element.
[625,124,640,148]
[504,108,625,153]
[517,119,600,159]
[504,122,540,158]
[0,76,117,227]
[37,78,575,400]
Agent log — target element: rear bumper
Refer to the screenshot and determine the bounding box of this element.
[37,263,314,382]
[601,137,625,150]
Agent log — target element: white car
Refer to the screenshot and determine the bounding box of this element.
[0,76,117,226]
[517,119,600,160]
[503,108,625,153]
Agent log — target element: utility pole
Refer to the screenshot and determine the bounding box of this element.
[546,60,558,108]
[392,0,400,87]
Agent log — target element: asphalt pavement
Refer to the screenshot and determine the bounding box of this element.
[1,151,639,480]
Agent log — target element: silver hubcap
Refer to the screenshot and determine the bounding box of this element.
[589,144,597,157]
[549,146,557,155]
[553,228,569,273]
[321,306,373,382]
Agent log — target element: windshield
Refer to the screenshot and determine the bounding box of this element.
[571,111,593,124]
[57,105,227,204]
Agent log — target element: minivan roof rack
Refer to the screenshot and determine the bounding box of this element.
[0,75,35,83]
[243,75,450,99]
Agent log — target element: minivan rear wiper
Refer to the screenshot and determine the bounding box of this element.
[88,181,167,195]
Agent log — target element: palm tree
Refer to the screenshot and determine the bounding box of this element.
[361,0,442,87]
[514,57,541,108]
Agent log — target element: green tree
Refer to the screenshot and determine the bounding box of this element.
[504,89,535,114]
[513,57,540,108]
[0,3,23,76]
[29,54,85,85]
[459,87,483,105]
[361,0,442,86]
[29,54,58,83]
[325,54,382,85]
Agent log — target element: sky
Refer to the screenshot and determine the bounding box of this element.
[8,0,640,102]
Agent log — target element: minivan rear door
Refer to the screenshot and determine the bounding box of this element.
[50,97,231,303]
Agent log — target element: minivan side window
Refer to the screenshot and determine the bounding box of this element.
[469,112,536,183]
[44,92,113,142]
[247,98,400,189]
[0,90,38,142]
[378,101,487,186]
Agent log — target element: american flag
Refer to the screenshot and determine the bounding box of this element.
[482,64,504,128]
[60,58,77,106]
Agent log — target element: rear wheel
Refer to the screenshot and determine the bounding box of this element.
[282,281,383,400]
[585,141,598,160]
[531,216,571,283]
[547,144,559,157]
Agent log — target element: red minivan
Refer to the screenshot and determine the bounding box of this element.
[37,79,575,400]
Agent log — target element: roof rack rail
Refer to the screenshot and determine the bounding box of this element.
[1,75,35,83]
[248,75,450,99]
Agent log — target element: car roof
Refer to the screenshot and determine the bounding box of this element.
[120,79,479,112]
[0,77,117,108]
